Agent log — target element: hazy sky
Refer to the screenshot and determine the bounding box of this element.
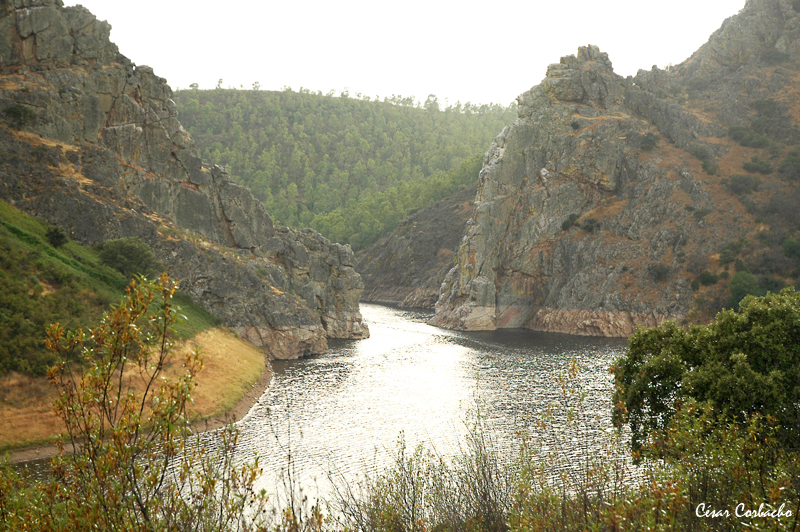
[66,0,746,106]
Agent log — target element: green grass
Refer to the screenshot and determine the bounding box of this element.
[0,201,220,376]
[172,291,222,340]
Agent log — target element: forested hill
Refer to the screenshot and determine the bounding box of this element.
[172,89,516,249]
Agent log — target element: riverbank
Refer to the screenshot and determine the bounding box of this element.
[3,327,272,463]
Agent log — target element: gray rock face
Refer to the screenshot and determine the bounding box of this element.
[357,187,476,308]
[0,0,368,357]
[433,43,753,335]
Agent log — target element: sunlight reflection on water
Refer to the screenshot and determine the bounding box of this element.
[223,303,628,502]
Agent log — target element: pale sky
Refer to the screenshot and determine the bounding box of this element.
[66,0,746,106]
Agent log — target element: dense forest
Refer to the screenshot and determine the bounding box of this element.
[172,88,516,249]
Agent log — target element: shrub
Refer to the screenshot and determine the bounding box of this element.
[581,217,598,233]
[639,132,658,152]
[758,274,785,293]
[688,144,717,174]
[728,270,762,309]
[764,190,800,228]
[701,158,718,175]
[561,213,580,231]
[570,120,580,131]
[719,240,743,264]
[742,156,772,174]
[45,225,68,248]
[728,125,770,148]
[647,263,670,282]
[98,237,163,279]
[761,49,790,65]
[697,270,718,285]
[723,174,760,194]
[2,103,36,129]
[778,149,800,182]
[686,253,709,275]
[784,238,800,259]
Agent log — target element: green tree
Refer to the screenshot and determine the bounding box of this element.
[728,270,762,309]
[613,287,800,453]
[98,237,163,280]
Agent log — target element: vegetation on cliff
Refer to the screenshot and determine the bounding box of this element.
[172,88,514,248]
[0,200,219,378]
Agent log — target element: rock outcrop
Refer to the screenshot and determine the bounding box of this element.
[432,39,769,335]
[0,0,368,357]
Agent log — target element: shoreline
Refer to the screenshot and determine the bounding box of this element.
[6,360,273,464]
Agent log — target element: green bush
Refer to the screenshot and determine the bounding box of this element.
[647,263,670,282]
[729,270,762,309]
[778,149,800,182]
[45,225,68,248]
[719,240,744,264]
[728,125,770,148]
[783,237,800,259]
[743,156,773,175]
[692,207,712,220]
[1,103,36,129]
[98,237,163,279]
[561,213,580,231]
[761,49,790,65]
[613,287,800,452]
[581,217,599,233]
[723,174,760,194]
[697,270,718,285]
[640,132,658,152]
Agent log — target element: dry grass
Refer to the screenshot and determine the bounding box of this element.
[10,129,78,152]
[0,327,268,452]
[55,163,94,186]
[176,328,267,421]
[581,198,629,221]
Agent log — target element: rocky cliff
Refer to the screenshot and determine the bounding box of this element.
[430,0,800,335]
[0,0,368,357]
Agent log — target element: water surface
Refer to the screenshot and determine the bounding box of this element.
[228,304,628,500]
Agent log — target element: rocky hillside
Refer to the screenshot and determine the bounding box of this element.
[357,186,476,308]
[363,0,800,335]
[0,0,368,358]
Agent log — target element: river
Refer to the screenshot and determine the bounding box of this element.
[220,303,629,503]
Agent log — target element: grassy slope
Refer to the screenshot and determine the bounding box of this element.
[0,201,267,451]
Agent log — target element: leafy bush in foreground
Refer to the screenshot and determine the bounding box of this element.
[613,287,800,453]
[0,277,271,531]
